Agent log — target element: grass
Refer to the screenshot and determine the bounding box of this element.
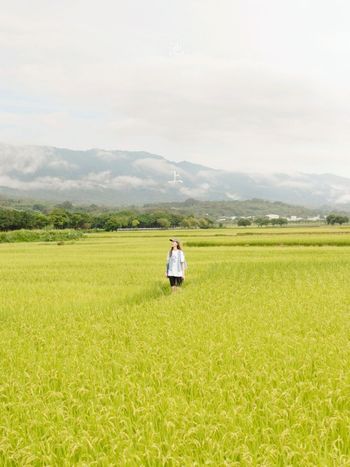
[186,230,350,247]
[0,229,84,243]
[0,227,349,464]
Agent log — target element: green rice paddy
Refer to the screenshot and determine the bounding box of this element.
[0,227,349,465]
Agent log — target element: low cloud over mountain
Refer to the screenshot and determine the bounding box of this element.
[0,143,350,208]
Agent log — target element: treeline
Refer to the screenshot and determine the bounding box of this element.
[238,216,349,226]
[326,214,349,225]
[143,198,323,218]
[0,207,214,231]
[0,229,83,243]
[2,207,348,232]
[237,217,288,227]
[0,196,328,218]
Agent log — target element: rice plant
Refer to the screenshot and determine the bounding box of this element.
[0,227,349,464]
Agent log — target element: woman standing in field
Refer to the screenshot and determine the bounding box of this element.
[166,238,186,292]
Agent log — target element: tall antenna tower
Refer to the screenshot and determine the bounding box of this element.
[168,170,183,184]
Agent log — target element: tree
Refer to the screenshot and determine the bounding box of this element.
[333,215,348,225]
[70,213,92,229]
[105,215,130,231]
[181,216,199,228]
[274,217,288,226]
[198,218,210,229]
[337,215,349,225]
[131,219,140,228]
[91,214,109,229]
[48,209,71,229]
[55,201,73,211]
[270,217,287,226]
[326,214,349,225]
[157,217,171,228]
[237,218,251,227]
[33,213,50,229]
[0,209,15,231]
[326,214,337,225]
[104,217,121,231]
[32,203,46,212]
[255,217,270,227]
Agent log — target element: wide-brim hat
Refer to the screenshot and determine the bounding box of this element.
[169,238,180,243]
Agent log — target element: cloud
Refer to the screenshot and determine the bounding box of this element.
[275,180,314,191]
[0,166,158,192]
[133,157,177,177]
[5,55,348,176]
[95,150,127,161]
[0,174,83,191]
[109,175,158,189]
[225,192,242,200]
[178,183,210,199]
[0,141,76,175]
[2,1,350,176]
[0,143,51,174]
[329,184,350,204]
[47,159,78,170]
[334,193,350,204]
[84,171,159,190]
[197,170,220,180]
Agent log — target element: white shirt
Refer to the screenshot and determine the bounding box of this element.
[167,250,185,277]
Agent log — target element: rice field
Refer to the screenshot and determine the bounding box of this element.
[0,227,350,465]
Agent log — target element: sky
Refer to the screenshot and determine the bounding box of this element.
[1,0,350,176]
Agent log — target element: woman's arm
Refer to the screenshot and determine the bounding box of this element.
[165,254,169,277]
[180,251,185,278]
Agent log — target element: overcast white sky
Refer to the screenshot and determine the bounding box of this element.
[1,0,350,175]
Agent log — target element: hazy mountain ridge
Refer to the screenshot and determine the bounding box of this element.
[0,143,350,208]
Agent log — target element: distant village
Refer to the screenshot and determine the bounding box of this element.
[217,214,324,224]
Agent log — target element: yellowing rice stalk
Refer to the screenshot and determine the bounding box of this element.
[0,228,349,464]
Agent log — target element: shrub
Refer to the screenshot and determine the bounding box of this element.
[0,229,84,243]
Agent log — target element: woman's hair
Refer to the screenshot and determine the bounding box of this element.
[169,240,182,256]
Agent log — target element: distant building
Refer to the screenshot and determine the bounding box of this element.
[266,214,280,220]
[217,216,237,222]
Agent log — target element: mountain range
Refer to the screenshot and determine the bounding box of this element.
[0,143,349,209]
